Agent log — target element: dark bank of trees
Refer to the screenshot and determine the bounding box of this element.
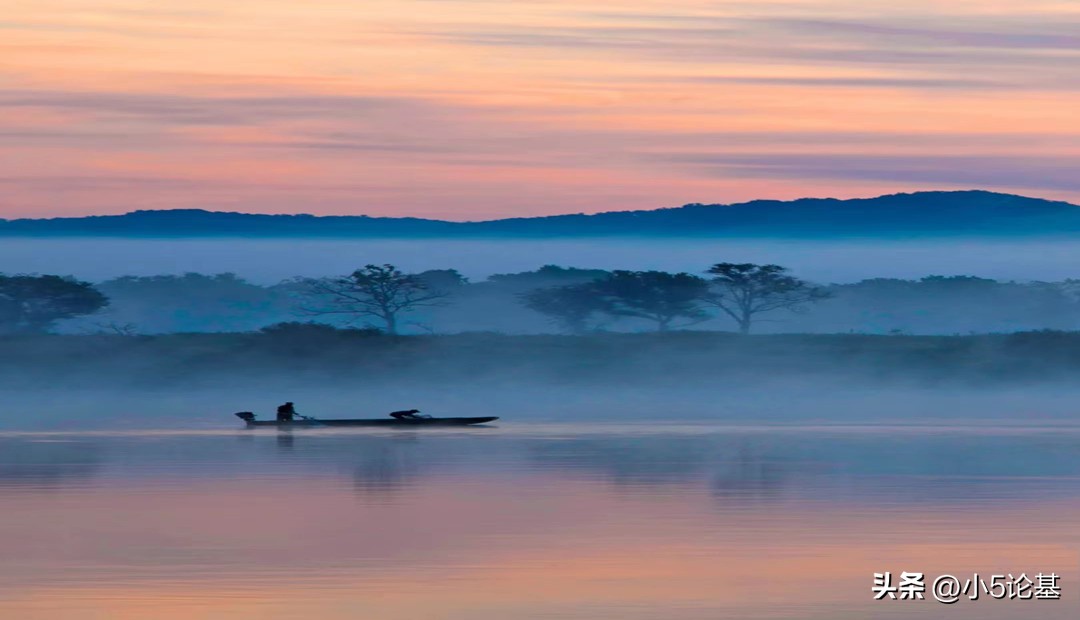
[520,267,823,333]
[0,275,108,334]
[97,273,279,333]
[524,270,711,333]
[520,285,608,334]
[5,263,1080,336]
[6,329,1080,391]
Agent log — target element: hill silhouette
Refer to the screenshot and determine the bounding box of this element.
[2,190,1077,238]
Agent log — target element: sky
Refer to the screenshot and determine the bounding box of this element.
[2,0,1079,220]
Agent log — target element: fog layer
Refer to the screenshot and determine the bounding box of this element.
[4,237,1080,283]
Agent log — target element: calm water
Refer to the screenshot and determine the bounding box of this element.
[1,424,1078,619]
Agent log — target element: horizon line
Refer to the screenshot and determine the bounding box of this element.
[2,188,1073,223]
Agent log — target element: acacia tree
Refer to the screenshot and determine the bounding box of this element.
[590,270,710,332]
[0,274,109,333]
[301,264,448,334]
[520,284,610,334]
[703,263,829,334]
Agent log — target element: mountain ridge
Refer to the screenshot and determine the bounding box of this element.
[2,190,1078,238]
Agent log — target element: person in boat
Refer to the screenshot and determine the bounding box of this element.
[276,402,296,422]
[389,409,422,420]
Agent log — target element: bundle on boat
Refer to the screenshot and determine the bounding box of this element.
[233,411,499,428]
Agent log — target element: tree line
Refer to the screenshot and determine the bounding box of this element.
[0,263,827,335]
[3,264,1080,336]
[519,264,827,334]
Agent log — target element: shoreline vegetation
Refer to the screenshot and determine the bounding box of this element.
[4,259,1080,393]
[2,329,1078,389]
[5,264,1080,336]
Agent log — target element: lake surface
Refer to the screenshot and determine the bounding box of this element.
[1,423,1078,619]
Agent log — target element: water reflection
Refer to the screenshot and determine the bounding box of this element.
[709,446,788,501]
[0,439,101,488]
[275,431,294,450]
[528,436,719,485]
[6,426,1080,503]
[348,435,425,495]
[0,425,1078,619]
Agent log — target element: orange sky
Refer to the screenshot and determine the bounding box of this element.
[2,0,1079,219]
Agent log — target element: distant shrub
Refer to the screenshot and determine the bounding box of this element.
[259,321,384,338]
[344,326,385,337]
[260,321,340,335]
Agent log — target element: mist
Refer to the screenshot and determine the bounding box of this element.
[5,235,1080,431]
[4,236,1080,283]
[5,329,1080,430]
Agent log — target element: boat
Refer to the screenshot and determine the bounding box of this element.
[234,411,499,428]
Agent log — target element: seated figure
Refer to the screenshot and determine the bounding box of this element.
[277,402,296,422]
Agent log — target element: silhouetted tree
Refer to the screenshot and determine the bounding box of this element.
[0,275,108,333]
[824,276,1077,334]
[415,269,469,292]
[704,263,828,334]
[97,272,279,333]
[488,265,610,291]
[520,285,610,334]
[590,270,710,331]
[300,264,448,334]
